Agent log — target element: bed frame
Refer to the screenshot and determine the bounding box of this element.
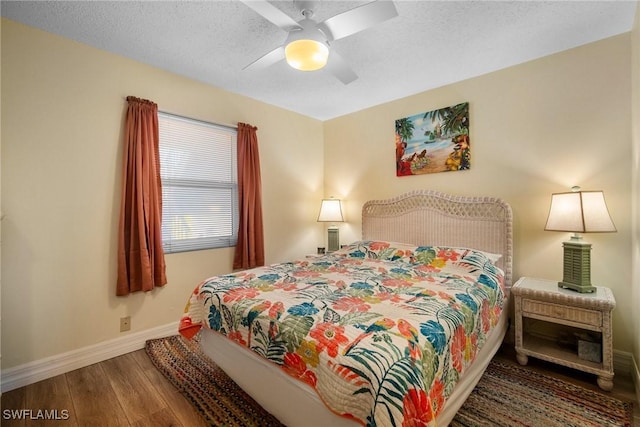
[198,190,514,426]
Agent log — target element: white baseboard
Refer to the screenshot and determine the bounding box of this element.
[0,321,179,393]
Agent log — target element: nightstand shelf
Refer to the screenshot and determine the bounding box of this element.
[521,333,605,372]
[513,277,616,391]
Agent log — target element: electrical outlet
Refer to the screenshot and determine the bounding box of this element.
[120,316,131,332]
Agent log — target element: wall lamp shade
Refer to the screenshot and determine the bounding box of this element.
[318,198,344,252]
[284,19,329,71]
[544,188,616,293]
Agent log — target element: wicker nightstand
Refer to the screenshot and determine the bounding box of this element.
[512,277,616,391]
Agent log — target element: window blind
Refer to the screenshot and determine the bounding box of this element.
[158,112,238,253]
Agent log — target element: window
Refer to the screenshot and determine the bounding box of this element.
[158,112,238,253]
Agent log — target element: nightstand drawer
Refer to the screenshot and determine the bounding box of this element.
[522,299,602,327]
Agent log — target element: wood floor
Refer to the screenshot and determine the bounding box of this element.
[1,345,638,426]
[1,349,209,427]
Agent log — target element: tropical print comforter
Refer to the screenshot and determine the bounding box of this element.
[179,241,506,427]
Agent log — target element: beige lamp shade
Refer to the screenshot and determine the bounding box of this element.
[317,199,344,222]
[544,190,616,233]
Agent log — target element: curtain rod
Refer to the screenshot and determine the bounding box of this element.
[158,110,238,131]
[123,97,237,130]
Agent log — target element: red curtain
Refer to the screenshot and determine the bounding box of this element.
[233,123,265,270]
[116,96,167,296]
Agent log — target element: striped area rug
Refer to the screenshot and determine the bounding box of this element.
[146,335,634,427]
[451,359,634,427]
[145,335,284,427]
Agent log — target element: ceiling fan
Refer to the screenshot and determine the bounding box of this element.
[239,0,398,84]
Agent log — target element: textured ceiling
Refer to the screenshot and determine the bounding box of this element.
[2,0,637,120]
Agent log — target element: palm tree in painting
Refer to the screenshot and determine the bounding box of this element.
[424,102,469,136]
[395,118,414,143]
[442,102,469,135]
[424,108,445,124]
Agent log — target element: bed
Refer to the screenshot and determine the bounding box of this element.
[179,190,513,427]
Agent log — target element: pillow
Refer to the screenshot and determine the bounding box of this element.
[411,246,501,268]
[460,248,502,264]
[333,240,417,261]
[335,240,501,265]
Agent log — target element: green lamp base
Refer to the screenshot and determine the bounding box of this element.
[327,227,340,252]
[559,238,595,293]
[558,281,596,293]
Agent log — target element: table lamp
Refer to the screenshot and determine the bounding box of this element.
[544,186,616,292]
[317,198,344,252]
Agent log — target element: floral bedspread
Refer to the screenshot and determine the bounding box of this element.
[179,241,505,427]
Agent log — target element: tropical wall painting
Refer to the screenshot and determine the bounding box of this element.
[395,102,470,176]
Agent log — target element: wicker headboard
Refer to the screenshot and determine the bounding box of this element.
[362,190,513,288]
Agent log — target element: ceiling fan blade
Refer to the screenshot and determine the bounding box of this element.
[324,51,358,85]
[319,1,398,41]
[238,0,302,32]
[243,46,285,70]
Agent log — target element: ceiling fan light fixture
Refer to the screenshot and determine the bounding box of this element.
[285,38,329,71]
[240,0,399,83]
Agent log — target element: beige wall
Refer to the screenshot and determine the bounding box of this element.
[2,15,638,372]
[631,2,640,387]
[0,19,324,369]
[324,34,634,352]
